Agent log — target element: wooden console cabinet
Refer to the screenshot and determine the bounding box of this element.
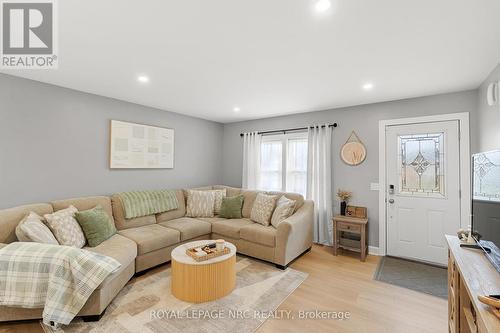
[446,235,500,333]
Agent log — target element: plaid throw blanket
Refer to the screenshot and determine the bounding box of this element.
[0,242,121,328]
[118,189,178,219]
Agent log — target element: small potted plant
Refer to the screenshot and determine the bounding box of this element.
[337,189,352,216]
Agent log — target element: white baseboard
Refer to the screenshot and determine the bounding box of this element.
[368,246,381,256]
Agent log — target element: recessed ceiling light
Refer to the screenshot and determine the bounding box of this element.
[362,83,374,91]
[233,107,241,113]
[315,0,331,13]
[137,75,149,83]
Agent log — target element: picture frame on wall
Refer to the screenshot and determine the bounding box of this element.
[109,120,174,169]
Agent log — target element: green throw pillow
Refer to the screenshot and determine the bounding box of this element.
[219,195,244,219]
[75,205,117,247]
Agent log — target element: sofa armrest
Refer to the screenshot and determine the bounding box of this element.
[275,200,314,266]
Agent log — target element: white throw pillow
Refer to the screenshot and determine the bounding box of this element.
[44,206,86,248]
[186,190,216,218]
[250,193,279,226]
[271,196,296,228]
[15,212,59,244]
[212,189,227,215]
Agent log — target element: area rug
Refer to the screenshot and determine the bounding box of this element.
[42,257,308,333]
[373,256,447,299]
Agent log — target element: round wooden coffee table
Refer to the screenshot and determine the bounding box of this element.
[171,240,236,303]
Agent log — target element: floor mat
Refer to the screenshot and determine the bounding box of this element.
[373,256,447,299]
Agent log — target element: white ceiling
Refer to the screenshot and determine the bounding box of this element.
[3,0,500,123]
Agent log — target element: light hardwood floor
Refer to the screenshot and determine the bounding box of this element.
[259,245,447,333]
[0,245,447,333]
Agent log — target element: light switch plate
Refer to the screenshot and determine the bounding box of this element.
[370,183,380,191]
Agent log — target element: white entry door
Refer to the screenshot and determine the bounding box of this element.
[386,120,461,265]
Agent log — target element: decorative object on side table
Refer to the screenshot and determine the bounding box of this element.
[337,189,352,216]
[457,228,468,241]
[346,205,367,218]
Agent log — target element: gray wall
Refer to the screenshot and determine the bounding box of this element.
[222,90,478,247]
[0,72,483,248]
[477,62,500,152]
[0,74,223,209]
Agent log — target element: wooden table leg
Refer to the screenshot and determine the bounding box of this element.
[360,224,366,262]
[333,221,338,256]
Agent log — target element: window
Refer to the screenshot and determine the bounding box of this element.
[259,133,308,196]
[260,140,283,191]
[286,137,308,195]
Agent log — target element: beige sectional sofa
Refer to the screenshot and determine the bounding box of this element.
[0,185,313,322]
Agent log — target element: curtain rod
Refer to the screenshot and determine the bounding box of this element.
[239,123,337,137]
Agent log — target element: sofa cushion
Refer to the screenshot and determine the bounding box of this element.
[219,195,244,219]
[158,217,211,241]
[211,218,254,239]
[250,193,279,226]
[195,217,226,224]
[85,234,136,269]
[84,234,137,290]
[187,186,214,192]
[241,190,260,218]
[184,187,227,214]
[266,191,304,212]
[15,212,58,244]
[75,205,117,247]
[182,186,214,199]
[111,194,156,230]
[240,223,277,247]
[186,190,215,217]
[213,189,226,215]
[118,224,180,255]
[0,203,54,244]
[271,196,296,228]
[44,206,86,248]
[156,190,186,223]
[51,196,114,223]
[213,185,241,197]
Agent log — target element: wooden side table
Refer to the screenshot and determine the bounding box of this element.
[332,215,368,261]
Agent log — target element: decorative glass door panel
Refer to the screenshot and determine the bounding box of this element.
[398,133,445,197]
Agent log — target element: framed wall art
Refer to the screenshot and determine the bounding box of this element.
[109,120,174,169]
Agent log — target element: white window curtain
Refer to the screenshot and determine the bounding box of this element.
[242,132,262,189]
[307,125,333,245]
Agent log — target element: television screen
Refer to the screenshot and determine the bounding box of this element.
[472,149,500,272]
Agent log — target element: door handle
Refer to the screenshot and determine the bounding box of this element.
[388,199,395,204]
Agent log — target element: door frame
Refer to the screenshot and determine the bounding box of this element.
[378,112,471,256]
